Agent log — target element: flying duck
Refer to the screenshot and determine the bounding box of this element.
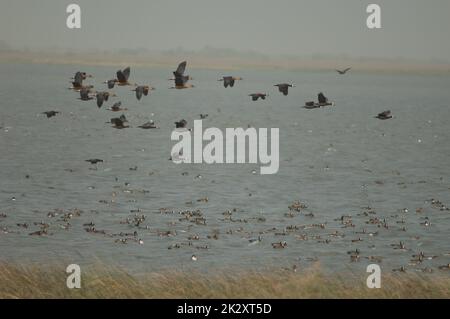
[274,83,295,96]
[171,61,194,89]
[110,114,129,129]
[132,85,154,100]
[375,110,393,120]
[78,87,95,101]
[42,111,60,118]
[336,67,351,75]
[249,93,268,101]
[219,76,242,88]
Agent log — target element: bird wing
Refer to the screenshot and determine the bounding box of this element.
[116,70,126,83]
[223,77,231,87]
[318,93,328,103]
[122,67,131,80]
[73,72,83,86]
[80,88,89,100]
[135,87,143,100]
[96,93,104,108]
[175,61,187,77]
[107,80,115,89]
[280,86,288,95]
[117,67,131,82]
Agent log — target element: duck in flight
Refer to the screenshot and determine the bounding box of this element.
[78,87,95,101]
[71,72,92,81]
[108,102,127,112]
[69,72,93,91]
[274,83,295,96]
[132,85,154,100]
[304,92,334,109]
[171,61,194,89]
[375,110,393,120]
[336,67,351,75]
[96,92,115,108]
[249,93,268,101]
[105,79,116,90]
[173,61,188,78]
[42,111,60,118]
[110,114,129,129]
[219,76,242,88]
[86,159,103,165]
[69,72,84,91]
[105,67,132,88]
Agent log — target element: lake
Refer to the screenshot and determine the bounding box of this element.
[0,62,449,275]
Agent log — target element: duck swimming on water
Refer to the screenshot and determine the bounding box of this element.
[138,120,159,129]
[272,241,287,249]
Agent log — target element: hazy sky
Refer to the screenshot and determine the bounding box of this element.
[1,0,450,61]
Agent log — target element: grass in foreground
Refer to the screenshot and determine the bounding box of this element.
[0,263,449,299]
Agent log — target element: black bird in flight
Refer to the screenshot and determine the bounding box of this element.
[132,85,154,100]
[42,111,60,118]
[85,159,104,164]
[375,110,393,120]
[171,62,194,89]
[336,68,351,75]
[249,93,268,101]
[219,76,242,88]
[274,83,295,96]
[110,114,129,129]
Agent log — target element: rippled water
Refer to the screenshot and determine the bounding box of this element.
[0,63,449,275]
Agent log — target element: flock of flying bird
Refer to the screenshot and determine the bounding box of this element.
[56,62,392,128]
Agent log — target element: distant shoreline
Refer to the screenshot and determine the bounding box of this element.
[1,50,450,75]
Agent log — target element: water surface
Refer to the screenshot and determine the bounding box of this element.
[0,63,449,275]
